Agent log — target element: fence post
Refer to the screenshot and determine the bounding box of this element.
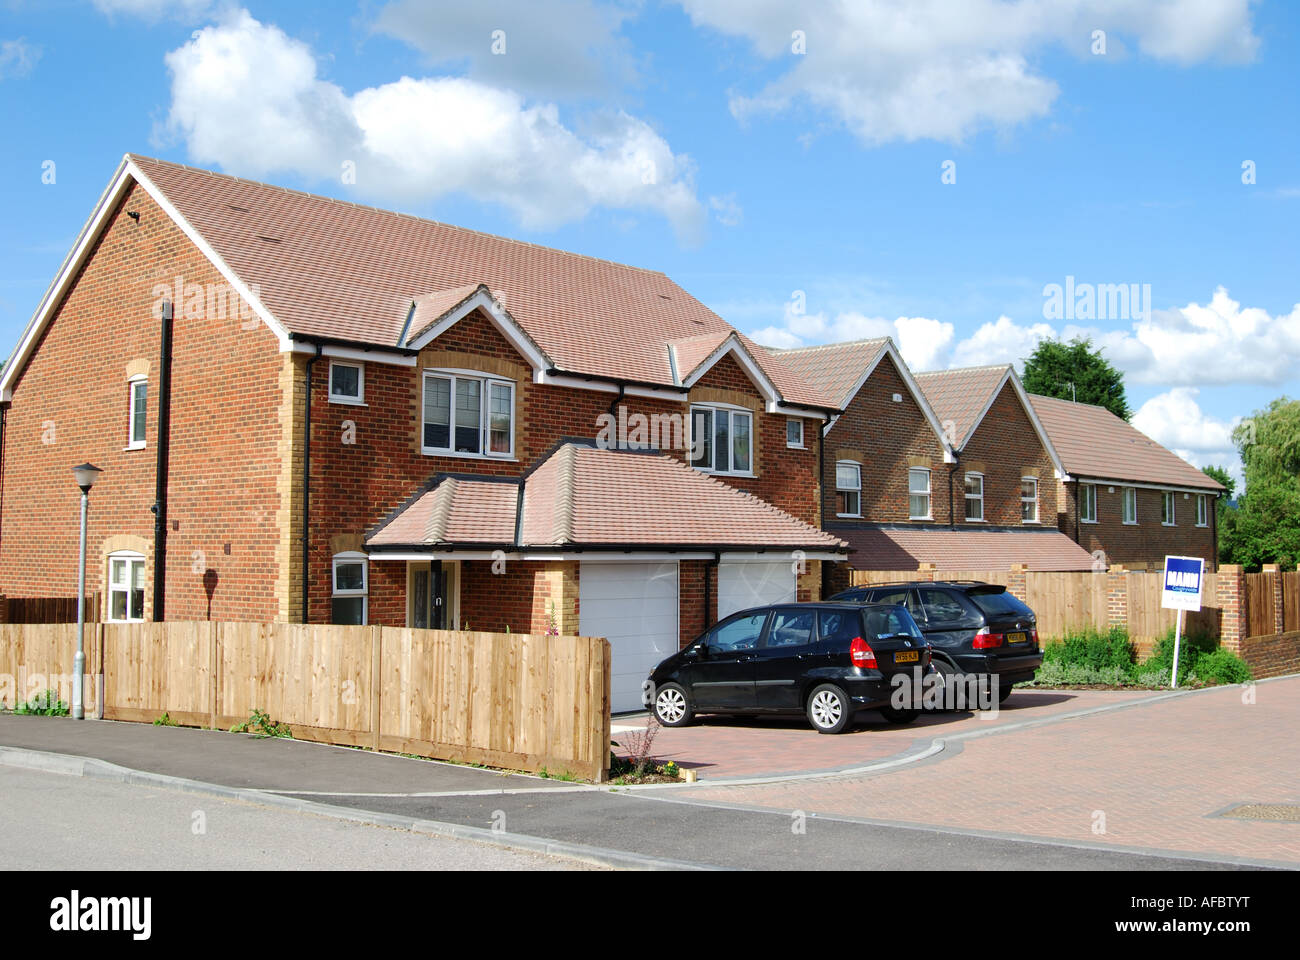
[208,621,219,730]
[371,625,383,751]
[1217,564,1246,654]
[1007,563,1028,602]
[1106,564,1128,631]
[1262,564,1285,635]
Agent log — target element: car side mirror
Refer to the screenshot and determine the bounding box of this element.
[687,644,705,659]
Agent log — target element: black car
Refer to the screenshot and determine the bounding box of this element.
[642,602,937,734]
[829,581,1041,704]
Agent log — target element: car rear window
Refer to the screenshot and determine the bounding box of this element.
[967,590,1034,619]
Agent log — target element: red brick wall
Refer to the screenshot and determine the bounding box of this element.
[1059,481,1216,569]
[956,381,1059,526]
[822,353,949,523]
[0,182,285,622]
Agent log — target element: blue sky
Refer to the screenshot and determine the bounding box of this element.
[1,0,1296,482]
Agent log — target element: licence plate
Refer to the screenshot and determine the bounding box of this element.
[1008,632,1027,644]
[895,650,919,663]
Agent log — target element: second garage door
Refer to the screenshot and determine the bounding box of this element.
[717,560,796,620]
[578,561,679,714]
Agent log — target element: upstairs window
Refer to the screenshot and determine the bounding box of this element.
[1196,494,1208,527]
[964,473,984,522]
[690,405,753,475]
[1080,483,1098,523]
[422,371,514,458]
[908,468,931,520]
[127,376,147,450]
[329,361,364,404]
[786,418,804,448]
[1122,487,1137,525]
[1162,491,1176,526]
[836,461,861,517]
[1021,477,1039,523]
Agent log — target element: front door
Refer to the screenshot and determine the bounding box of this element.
[408,560,458,629]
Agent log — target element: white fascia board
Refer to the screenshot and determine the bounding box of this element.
[127,159,292,350]
[1071,477,1222,496]
[719,551,845,563]
[533,371,688,401]
[405,288,548,371]
[2,159,136,400]
[769,402,831,421]
[287,342,416,367]
[682,335,780,405]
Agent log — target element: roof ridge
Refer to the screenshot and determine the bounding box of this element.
[771,337,891,354]
[126,153,674,279]
[552,444,578,545]
[425,477,457,543]
[914,363,1012,377]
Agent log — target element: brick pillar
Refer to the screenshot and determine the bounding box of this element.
[1263,563,1285,635]
[1106,564,1128,630]
[1217,564,1246,654]
[917,562,937,582]
[1007,563,1028,602]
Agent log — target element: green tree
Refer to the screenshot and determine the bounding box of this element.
[1201,465,1235,501]
[1202,466,1238,564]
[1021,337,1131,420]
[1221,397,1300,568]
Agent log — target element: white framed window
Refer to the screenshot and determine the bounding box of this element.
[107,551,146,622]
[422,370,515,458]
[964,472,984,522]
[836,461,861,517]
[1162,491,1176,526]
[1196,494,1208,527]
[1080,483,1098,523]
[908,467,931,520]
[328,361,364,404]
[332,552,368,625]
[127,376,147,450]
[1122,487,1137,525]
[786,418,804,449]
[1021,477,1039,523]
[690,405,753,475]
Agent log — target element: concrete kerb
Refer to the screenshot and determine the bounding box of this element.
[0,746,717,872]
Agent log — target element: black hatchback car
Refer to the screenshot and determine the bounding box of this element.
[829,581,1041,703]
[642,602,937,734]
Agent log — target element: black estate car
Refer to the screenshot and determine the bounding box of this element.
[829,581,1041,702]
[643,602,937,734]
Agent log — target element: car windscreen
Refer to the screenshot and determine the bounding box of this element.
[967,590,1034,619]
[863,606,924,640]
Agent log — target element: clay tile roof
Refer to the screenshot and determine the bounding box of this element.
[767,338,891,408]
[1028,394,1225,491]
[126,155,832,407]
[366,477,519,547]
[912,365,1011,448]
[836,526,1099,572]
[406,283,485,342]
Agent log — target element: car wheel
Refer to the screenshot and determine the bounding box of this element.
[928,659,958,711]
[997,680,1014,703]
[807,684,853,734]
[652,683,694,727]
[879,705,920,724]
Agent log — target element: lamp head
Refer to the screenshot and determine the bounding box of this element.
[72,463,103,494]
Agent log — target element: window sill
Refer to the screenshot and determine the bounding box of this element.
[1162,522,1177,527]
[421,449,518,462]
[1021,519,1041,525]
[908,516,933,522]
[124,443,146,452]
[835,513,862,519]
[964,519,986,524]
[1195,523,1208,528]
[787,444,805,450]
[1080,519,1099,525]
[696,468,757,479]
[329,397,367,407]
[1122,520,1138,526]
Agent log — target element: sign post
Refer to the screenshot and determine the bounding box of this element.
[1161,555,1205,689]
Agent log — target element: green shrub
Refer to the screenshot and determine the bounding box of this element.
[14,689,69,716]
[1190,648,1253,685]
[1041,626,1134,672]
[1134,627,1219,685]
[1037,624,1250,688]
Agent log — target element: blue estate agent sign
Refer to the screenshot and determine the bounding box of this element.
[1161,555,1205,612]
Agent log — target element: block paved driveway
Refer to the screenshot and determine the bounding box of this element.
[614,687,1157,780]
[672,676,1300,865]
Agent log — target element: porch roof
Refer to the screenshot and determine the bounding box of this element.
[833,524,1099,572]
[366,442,848,554]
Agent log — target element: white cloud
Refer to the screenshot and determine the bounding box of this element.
[1132,387,1242,484]
[944,287,1300,386]
[371,0,640,100]
[708,193,743,226]
[162,9,704,240]
[676,0,1258,144]
[752,304,953,370]
[0,38,41,78]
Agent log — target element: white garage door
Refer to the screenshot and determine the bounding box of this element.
[718,560,796,620]
[579,562,679,714]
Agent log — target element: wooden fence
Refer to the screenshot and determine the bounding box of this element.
[0,621,611,782]
[1285,572,1300,634]
[0,595,101,624]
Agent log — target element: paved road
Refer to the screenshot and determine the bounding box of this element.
[0,765,592,871]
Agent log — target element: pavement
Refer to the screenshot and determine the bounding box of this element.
[3,677,1297,870]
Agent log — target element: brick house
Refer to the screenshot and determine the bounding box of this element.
[778,348,1096,581]
[1028,393,1225,570]
[0,155,847,712]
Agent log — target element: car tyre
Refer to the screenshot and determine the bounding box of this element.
[879,705,920,724]
[928,659,958,712]
[807,684,853,734]
[997,680,1014,703]
[652,682,694,727]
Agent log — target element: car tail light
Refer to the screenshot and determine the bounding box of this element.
[973,626,1005,649]
[849,637,877,668]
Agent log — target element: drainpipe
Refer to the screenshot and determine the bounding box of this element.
[818,422,826,599]
[0,400,8,553]
[301,344,322,623]
[1210,493,1219,571]
[703,550,720,631]
[947,454,960,530]
[151,301,174,622]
